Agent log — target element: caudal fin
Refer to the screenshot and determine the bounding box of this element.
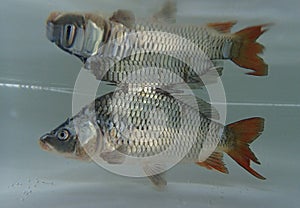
[232,24,271,76]
[225,117,266,180]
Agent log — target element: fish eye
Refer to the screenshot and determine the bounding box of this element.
[57,129,70,141]
[63,24,76,48]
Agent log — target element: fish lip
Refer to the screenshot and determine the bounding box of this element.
[46,22,62,43]
[46,22,55,42]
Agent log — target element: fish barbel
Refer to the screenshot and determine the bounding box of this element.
[46,2,269,87]
[39,87,265,187]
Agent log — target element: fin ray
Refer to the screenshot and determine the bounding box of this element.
[99,145,127,164]
[196,151,229,174]
[143,163,167,188]
[171,93,220,119]
[232,24,271,76]
[225,117,266,179]
[109,9,135,28]
[207,21,237,33]
[152,0,177,23]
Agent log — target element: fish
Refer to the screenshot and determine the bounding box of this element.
[39,87,265,187]
[46,1,270,88]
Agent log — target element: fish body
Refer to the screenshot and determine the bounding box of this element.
[39,87,265,186]
[46,3,269,86]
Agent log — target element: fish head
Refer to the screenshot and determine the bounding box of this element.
[39,117,95,161]
[46,12,106,62]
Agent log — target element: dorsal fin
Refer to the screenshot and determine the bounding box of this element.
[152,0,177,23]
[189,61,224,86]
[171,93,220,120]
[207,21,237,33]
[109,9,135,28]
[195,96,220,120]
[196,151,228,174]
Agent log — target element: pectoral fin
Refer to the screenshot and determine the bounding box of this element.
[100,146,126,164]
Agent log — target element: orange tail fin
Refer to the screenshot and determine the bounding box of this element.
[232,24,271,76]
[225,117,266,180]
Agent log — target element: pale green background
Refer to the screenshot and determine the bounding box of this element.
[0,0,299,207]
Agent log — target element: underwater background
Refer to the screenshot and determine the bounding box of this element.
[0,0,299,207]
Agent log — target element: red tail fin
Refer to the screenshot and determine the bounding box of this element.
[225,117,266,180]
[233,24,271,76]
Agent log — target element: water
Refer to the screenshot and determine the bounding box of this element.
[0,0,299,207]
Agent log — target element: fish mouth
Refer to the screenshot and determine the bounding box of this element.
[46,22,61,43]
[39,136,54,152]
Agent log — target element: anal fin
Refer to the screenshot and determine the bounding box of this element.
[147,174,167,189]
[196,152,229,174]
[143,163,167,188]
